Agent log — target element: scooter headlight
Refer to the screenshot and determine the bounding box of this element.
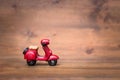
[41,39,49,46]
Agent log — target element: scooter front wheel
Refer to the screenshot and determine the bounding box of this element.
[48,60,57,66]
[27,60,36,66]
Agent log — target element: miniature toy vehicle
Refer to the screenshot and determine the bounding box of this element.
[23,39,59,66]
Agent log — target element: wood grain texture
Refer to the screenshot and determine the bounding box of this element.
[0,0,120,80]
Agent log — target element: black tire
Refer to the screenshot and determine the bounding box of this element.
[27,60,36,66]
[48,60,57,66]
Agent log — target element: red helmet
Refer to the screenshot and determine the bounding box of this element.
[41,39,50,46]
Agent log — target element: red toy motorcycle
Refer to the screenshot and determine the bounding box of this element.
[23,39,59,66]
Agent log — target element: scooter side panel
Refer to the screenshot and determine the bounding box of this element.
[24,51,36,60]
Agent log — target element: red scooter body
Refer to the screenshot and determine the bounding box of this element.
[23,39,59,66]
[24,49,38,60]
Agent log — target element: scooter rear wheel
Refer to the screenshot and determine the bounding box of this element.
[27,60,36,66]
[48,60,57,66]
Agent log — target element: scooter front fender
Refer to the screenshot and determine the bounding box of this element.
[48,54,59,60]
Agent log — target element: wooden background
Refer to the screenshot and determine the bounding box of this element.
[0,0,120,80]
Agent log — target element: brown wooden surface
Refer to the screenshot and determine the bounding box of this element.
[0,0,120,80]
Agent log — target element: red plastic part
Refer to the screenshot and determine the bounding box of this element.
[24,49,37,60]
[24,39,59,62]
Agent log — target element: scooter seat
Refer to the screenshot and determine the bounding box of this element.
[29,46,39,50]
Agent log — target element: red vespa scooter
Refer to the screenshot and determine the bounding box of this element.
[23,39,59,66]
